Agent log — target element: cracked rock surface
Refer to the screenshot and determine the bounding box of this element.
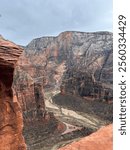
[0,37,26,149]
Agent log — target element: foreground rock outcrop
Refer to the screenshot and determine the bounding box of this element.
[59,124,112,150]
[0,37,26,149]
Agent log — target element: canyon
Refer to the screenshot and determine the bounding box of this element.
[0,31,113,150]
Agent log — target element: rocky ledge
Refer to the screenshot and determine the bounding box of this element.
[0,37,26,149]
[59,124,112,150]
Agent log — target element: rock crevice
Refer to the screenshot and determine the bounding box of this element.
[0,37,26,150]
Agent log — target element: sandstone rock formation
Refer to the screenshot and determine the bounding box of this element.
[11,31,113,149]
[0,37,26,149]
[14,31,113,115]
[58,124,112,150]
[13,51,46,122]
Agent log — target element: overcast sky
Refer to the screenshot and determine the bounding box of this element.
[0,0,112,45]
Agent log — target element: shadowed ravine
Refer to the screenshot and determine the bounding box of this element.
[37,89,112,150]
[22,88,112,150]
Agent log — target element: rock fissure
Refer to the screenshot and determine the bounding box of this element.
[0,37,26,150]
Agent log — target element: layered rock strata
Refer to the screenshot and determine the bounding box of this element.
[14,31,113,123]
[0,37,26,150]
[14,54,46,122]
[12,31,113,149]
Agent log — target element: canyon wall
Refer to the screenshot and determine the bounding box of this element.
[10,31,113,149]
[0,36,26,149]
[14,31,113,121]
[0,31,113,149]
[13,52,46,122]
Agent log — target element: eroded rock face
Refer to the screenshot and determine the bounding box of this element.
[12,31,113,149]
[0,37,26,149]
[13,54,46,122]
[58,124,112,150]
[14,31,113,121]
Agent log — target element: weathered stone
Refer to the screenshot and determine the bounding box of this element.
[13,61,46,122]
[58,124,112,150]
[12,31,113,149]
[0,37,26,149]
[14,31,113,110]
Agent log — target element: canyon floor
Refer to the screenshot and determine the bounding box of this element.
[23,89,113,150]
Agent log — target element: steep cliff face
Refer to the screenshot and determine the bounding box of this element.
[12,31,113,149]
[14,31,112,121]
[58,124,112,150]
[14,52,46,122]
[0,37,26,149]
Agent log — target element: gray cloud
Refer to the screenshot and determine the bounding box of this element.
[0,0,112,45]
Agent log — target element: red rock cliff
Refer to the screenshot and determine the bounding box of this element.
[58,124,112,150]
[14,32,113,122]
[0,37,26,150]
